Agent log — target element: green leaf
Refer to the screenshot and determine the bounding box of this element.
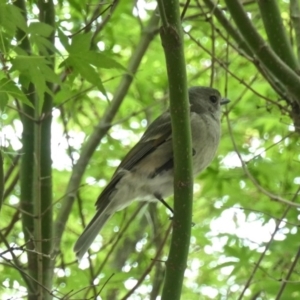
[28,22,54,37]
[54,85,72,105]
[67,56,105,93]
[67,32,92,54]
[0,4,27,35]
[27,22,56,55]
[0,88,9,110]
[11,54,59,108]
[30,35,57,55]
[61,33,124,92]
[82,52,126,70]
[0,78,33,108]
[57,28,70,50]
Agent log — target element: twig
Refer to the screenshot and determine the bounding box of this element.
[121,223,172,300]
[225,111,300,208]
[275,242,300,299]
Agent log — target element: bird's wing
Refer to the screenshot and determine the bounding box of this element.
[117,111,172,171]
[96,111,172,211]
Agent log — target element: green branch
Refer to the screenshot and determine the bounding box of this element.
[257,0,299,71]
[203,0,253,57]
[290,0,300,63]
[0,151,3,211]
[158,1,192,299]
[224,0,300,103]
[38,0,55,298]
[14,0,38,297]
[203,0,288,102]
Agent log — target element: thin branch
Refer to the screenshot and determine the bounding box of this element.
[185,31,289,113]
[91,0,120,46]
[225,110,300,208]
[236,188,300,299]
[121,224,172,300]
[258,0,299,71]
[195,1,215,87]
[3,153,20,183]
[3,172,19,200]
[69,2,114,38]
[0,231,35,293]
[224,0,300,103]
[275,242,300,299]
[83,203,146,298]
[157,2,169,27]
[181,0,191,20]
[202,0,290,103]
[2,209,20,238]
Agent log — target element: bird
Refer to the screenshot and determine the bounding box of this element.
[74,86,229,260]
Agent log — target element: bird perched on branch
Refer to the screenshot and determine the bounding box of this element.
[74,86,229,260]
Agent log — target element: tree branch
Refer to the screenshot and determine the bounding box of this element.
[14,0,38,296]
[202,0,289,110]
[290,0,300,63]
[257,0,299,71]
[37,0,56,297]
[224,0,300,103]
[158,1,192,299]
[0,152,3,211]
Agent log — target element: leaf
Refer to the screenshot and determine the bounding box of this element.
[11,55,60,109]
[28,22,56,55]
[82,52,126,70]
[28,22,54,37]
[67,56,105,93]
[0,4,27,35]
[0,78,33,108]
[54,86,72,105]
[57,28,70,50]
[30,35,57,55]
[59,32,124,94]
[67,32,92,54]
[0,89,9,110]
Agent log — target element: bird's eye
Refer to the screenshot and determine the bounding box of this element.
[209,95,218,103]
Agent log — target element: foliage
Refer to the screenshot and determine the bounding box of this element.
[0,0,300,299]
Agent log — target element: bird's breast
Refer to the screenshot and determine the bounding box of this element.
[190,112,221,175]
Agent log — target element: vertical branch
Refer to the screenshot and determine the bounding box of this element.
[158,1,192,300]
[38,0,56,297]
[210,14,215,87]
[201,0,291,104]
[196,1,215,86]
[33,96,43,299]
[290,0,300,63]
[257,0,299,71]
[13,0,38,297]
[0,151,3,211]
[202,0,253,57]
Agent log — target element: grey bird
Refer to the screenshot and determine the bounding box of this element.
[74,86,229,260]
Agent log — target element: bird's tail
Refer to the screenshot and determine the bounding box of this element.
[73,211,111,261]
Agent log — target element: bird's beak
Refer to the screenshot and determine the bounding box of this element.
[221,98,230,105]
